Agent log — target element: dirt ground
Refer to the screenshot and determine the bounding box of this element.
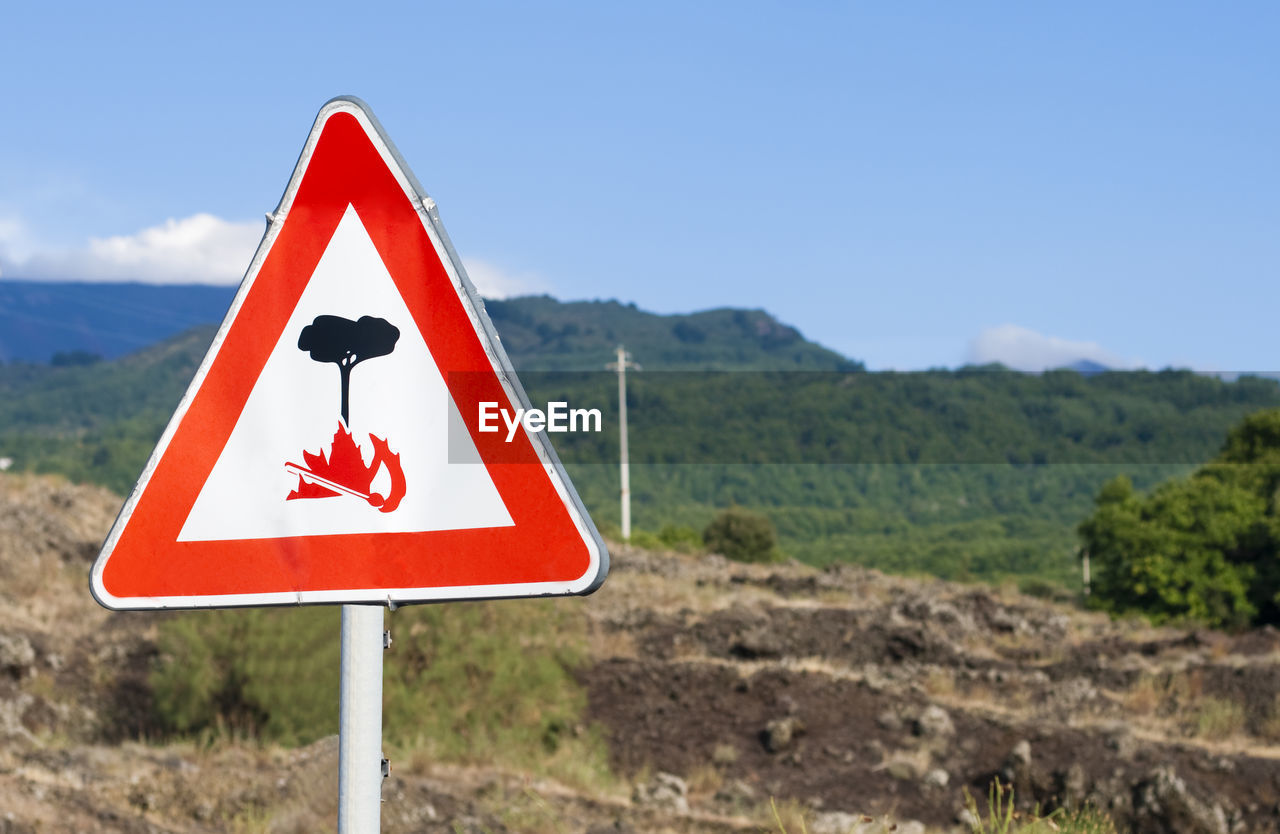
[579,547,1280,832]
[2,472,1280,832]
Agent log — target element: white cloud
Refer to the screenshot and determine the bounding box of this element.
[0,213,552,297]
[0,215,36,269]
[3,214,262,284]
[968,324,1144,372]
[460,257,547,299]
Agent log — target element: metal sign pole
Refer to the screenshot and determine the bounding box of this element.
[338,604,384,832]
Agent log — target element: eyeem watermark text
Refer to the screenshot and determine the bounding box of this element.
[478,401,603,442]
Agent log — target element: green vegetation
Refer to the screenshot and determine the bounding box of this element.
[5,301,1280,589]
[150,599,609,781]
[621,522,705,553]
[1079,409,1280,628]
[1193,697,1248,740]
[567,461,1195,586]
[538,364,1280,585]
[962,779,1117,834]
[702,507,780,563]
[0,326,215,492]
[484,296,859,371]
[152,607,338,745]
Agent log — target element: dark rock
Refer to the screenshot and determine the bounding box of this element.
[1055,763,1088,807]
[1131,766,1229,834]
[632,771,689,814]
[763,715,806,753]
[714,778,756,806]
[0,634,35,678]
[876,709,903,732]
[913,705,954,740]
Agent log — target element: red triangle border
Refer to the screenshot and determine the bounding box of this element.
[91,99,607,609]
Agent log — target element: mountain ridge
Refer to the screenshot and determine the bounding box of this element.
[0,280,856,371]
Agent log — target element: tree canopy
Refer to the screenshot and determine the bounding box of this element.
[297,315,399,425]
[703,507,780,563]
[1079,409,1280,628]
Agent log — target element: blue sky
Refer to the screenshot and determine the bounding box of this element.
[1,2,1276,371]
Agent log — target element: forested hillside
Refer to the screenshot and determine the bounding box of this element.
[483,296,859,370]
[0,280,855,370]
[4,307,1278,588]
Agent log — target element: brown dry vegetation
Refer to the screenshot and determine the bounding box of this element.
[2,472,1280,832]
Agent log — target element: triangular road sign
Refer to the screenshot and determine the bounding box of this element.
[91,97,608,609]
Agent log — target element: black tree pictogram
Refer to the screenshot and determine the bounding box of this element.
[297,315,400,425]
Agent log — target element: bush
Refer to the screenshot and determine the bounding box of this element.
[150,599,610,781]
[627,529,663,549]
[1078,409,1280,628]
[151,607,336,745]
[657,524,703,552]
[384,599,599,775]
[703,507,779,563]
[613,524,704,552]
[962,778,1117,833]
[1017,576,1075,603]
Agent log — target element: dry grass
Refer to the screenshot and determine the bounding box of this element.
[711,742,740,767]
[490,786,577,834]
[588,624,640,661]
[1192,697,1247,740]
[1122,676,1163,716]
[592,571,727,617]
[1262,695,1280,743]
[685,763,724,803]
[923,667,956,697]
[873,746,932,782]
[1113,672,1250,744]
[764,797,812,833]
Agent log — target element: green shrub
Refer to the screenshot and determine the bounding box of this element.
[595,520,623,541]
[703,507,780,563]
[962,779,1118,833]
[627,529,663,549]
[1017,576,1075,603]
[150,599,609,780]
[657,523,703,552]
[384,598,597,773]
[151,608,337,745]
[1078,408,1280,628]
[1054,805,1118,834]
[612,524,704,553]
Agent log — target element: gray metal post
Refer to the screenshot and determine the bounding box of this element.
[607,345,639,540]
[339,604,384,832]
[617,345,631,541]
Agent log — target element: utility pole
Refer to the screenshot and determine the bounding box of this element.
[607,346,639,540]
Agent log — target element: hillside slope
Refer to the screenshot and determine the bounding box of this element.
[4,320,1280,586]
[0,281,236,363]
[0,280,853,370]
[483,296,858,370]
[3,471,1280,833]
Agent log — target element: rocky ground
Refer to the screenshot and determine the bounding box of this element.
[1,472,1279,832]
